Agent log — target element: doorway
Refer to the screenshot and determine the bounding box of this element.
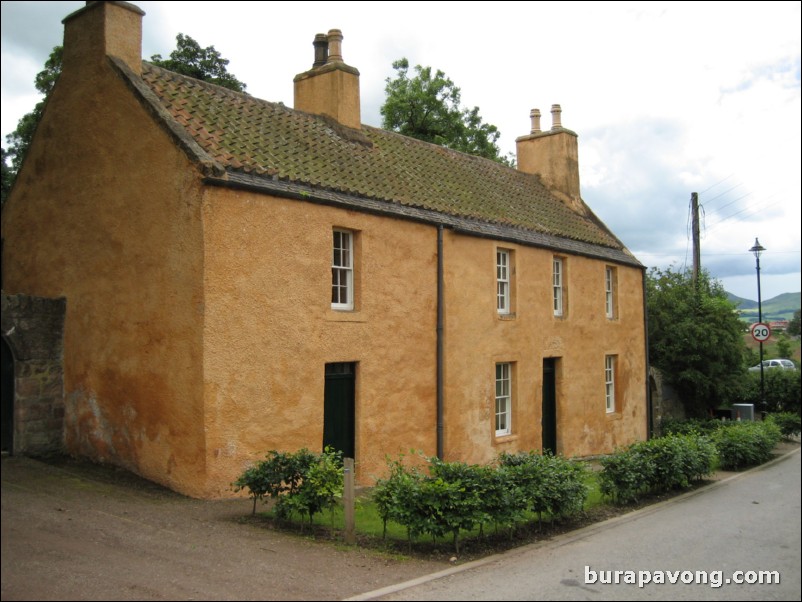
[542,358,557,454]
[323,362,355,459]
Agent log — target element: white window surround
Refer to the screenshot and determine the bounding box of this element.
[605,355,616,413]
[331,229,353,310]
[497,250,510,314]
[553,257,564,317]
[495,363,512,436]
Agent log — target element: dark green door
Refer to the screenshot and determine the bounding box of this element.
[542,358,557,454]
[323,363,355,459]
[2,338,14,454]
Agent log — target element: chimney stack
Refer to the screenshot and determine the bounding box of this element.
[293,30,361,130]
[62,1,145,76]
[312,34,328,68]
[530,109,541,134]
[516,105,581,205]
[550,104,562,129]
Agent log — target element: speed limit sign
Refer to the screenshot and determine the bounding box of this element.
[750,322,771,342]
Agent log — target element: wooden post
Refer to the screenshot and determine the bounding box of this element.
[343,457,355,544]
[691,192,700,289]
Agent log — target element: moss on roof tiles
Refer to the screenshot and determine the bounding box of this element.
[140,63,621,249]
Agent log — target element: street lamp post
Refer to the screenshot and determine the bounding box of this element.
[749,238,766,415]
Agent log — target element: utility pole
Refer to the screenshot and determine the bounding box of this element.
[691,192,701,288]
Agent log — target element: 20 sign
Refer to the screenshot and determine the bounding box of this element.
[750,322,771,342]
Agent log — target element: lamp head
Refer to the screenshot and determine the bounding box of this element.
[749,238,765,258]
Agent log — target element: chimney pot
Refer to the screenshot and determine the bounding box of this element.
[551,104,562,130]
[312,33,328,68]
[530,108,541,134]
[327,29,343,63]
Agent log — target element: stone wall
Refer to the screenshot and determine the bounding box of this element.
[649,367,686,436]
[1,293,66,455]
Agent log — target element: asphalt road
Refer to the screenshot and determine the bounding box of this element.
[351,448,801,601]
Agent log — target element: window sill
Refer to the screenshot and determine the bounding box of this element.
[494,433,519,445]
[606,411,622,421]
[326,310,366,323]
[498,313,516,321]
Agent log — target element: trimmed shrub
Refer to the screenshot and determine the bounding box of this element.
[373,451,588,553]
[767,412,802,439]
[499,451,588,522]
[660,417,723,436]
[598,443,656,504]
[599,433,715,504]
[713,421,782,470]
[232,447,343,527]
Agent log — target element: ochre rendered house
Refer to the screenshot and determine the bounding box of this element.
[2,1,648,497]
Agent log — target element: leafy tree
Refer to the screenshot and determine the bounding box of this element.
[775,333,792,359]
[381,58,511,165]
[788,309,801,337]
[1,148,13,208]
[646,266,748,416]
[4,46,63,180]
[150,33,246,92]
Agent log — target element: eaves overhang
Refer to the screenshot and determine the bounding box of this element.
[204,170,644,269]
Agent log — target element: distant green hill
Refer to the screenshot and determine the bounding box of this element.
[729,291,801,323]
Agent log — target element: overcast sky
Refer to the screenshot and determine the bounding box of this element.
[2,1,800,301]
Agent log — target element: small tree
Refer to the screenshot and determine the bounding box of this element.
[646,266,748,416]
[787,310,801,337]
[775,333,792,359]
[381,58,511,165]
[150,33,247,92]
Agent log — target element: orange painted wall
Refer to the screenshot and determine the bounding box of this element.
[197,186,646,493]
[442,233,647,464]
[1,51,209,496]
[199,187,439,494]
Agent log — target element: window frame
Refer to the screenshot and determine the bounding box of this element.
[553,257,564,317]
[497,249,511,315]
[605,355,616,414]
[331,229,354,311]
[605,266,617,319]
[495,362,512,436]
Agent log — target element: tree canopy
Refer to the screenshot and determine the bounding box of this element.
[150,33,246,92]
[788,309,801,337]
[3,35,246,199]
[646,266,748,416]
[4,45,62,182]
[380,58,511,165]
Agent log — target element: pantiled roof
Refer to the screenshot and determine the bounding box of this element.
[119,60,638,263]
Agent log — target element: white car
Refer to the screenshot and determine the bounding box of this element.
[748,359,797,372]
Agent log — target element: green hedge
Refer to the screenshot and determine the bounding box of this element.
[713,421,781,470]
[599,433,716,504]
[372,452,588,553]
[601,421,784,502]
[767,412,802,438]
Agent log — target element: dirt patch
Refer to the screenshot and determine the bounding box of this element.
[1,456,442,601]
